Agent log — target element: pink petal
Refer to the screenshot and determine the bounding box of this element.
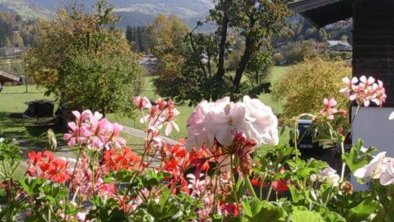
[165,123,172,136]
[72,111,81,119]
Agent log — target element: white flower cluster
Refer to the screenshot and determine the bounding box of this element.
[311,167,340,186]
[186,96,279,150]
[354,152,394,186]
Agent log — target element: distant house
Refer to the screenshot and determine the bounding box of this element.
[1,47,25,57]
[140,55,159,74]
[327,40,352,52]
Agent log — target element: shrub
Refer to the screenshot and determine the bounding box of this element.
[280,40,318,65]
[272,58,351,119]
[62,53,143,114]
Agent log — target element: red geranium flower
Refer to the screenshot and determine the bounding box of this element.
[221,202,240,217]
[27,151,71,183]
[102,147,141,172]
[251,177,268,187]
[272,179,288,193]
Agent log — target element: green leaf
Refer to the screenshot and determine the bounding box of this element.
[342,139,376,174]
[290,208,325,222]
[317,207,346,222]
[159,191,170,212]
[345,198,379,222]
[241,198,286,222]
[242,198,263,218]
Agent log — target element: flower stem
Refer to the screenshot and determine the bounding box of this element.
[266,184,273,201]
[340,139,346,182]
[293,118,299,158]
[65,147,82,222]
[244,174,257,198]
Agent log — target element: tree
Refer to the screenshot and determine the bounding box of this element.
[125,25,147,52]
[146,14,190,56]
[125,25,135,44]
[145,14,190,97]
[24,0,143,115]
[156,0,290,104]
[11,32,24,47]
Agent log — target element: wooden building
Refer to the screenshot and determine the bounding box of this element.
[0,69,20,92]
[289,0,394,157]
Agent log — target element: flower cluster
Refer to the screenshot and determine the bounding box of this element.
[340,76,387,107]
[354,152,394,186]
[133,96,180,136]
[186,96,279,150]
[161,143,190,193]
[69,152,94,197]
[27,151,72,183]
[311,167,340,186]
[186,171,237,220]
[102,147,142,173]
[319,98,347,120]
[64,110,126,150]
[251,168,290,193]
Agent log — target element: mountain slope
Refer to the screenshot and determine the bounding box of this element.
[0,0,49,19]
[26,0,213,18]
[0,0,213,27]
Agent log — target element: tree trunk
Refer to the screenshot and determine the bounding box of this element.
[233,37,254,92]
[216,0,229,80]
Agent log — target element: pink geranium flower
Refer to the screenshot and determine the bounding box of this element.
[132,96,152,109]
[186,96,278,149]
[320,98,338,120]
[64,110,126,150]
[341,76,387,107]
[186,101,212,151]
[105,123,126,149]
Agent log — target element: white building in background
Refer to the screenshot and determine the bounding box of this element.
[327,40,352,52]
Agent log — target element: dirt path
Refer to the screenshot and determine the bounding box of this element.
[121,125,178,145]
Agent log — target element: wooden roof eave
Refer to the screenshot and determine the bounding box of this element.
[288,0,353,28]
[0,70,20,83]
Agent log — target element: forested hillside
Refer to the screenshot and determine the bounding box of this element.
[0,12,37,48]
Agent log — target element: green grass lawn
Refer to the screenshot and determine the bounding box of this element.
[0,85,53,113]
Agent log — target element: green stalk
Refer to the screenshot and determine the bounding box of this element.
[293,118,299,158]
[266,184,273,201]
[65,147,82,222]
[339,105,361,182]
[230,155,240,205]
[339,139,346,182]
[244,174,257,198]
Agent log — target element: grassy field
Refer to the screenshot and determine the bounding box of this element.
[0,85,59,144]
[0,66,291,149]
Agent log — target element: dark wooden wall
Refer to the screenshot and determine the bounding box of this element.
[353,0,394,107]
